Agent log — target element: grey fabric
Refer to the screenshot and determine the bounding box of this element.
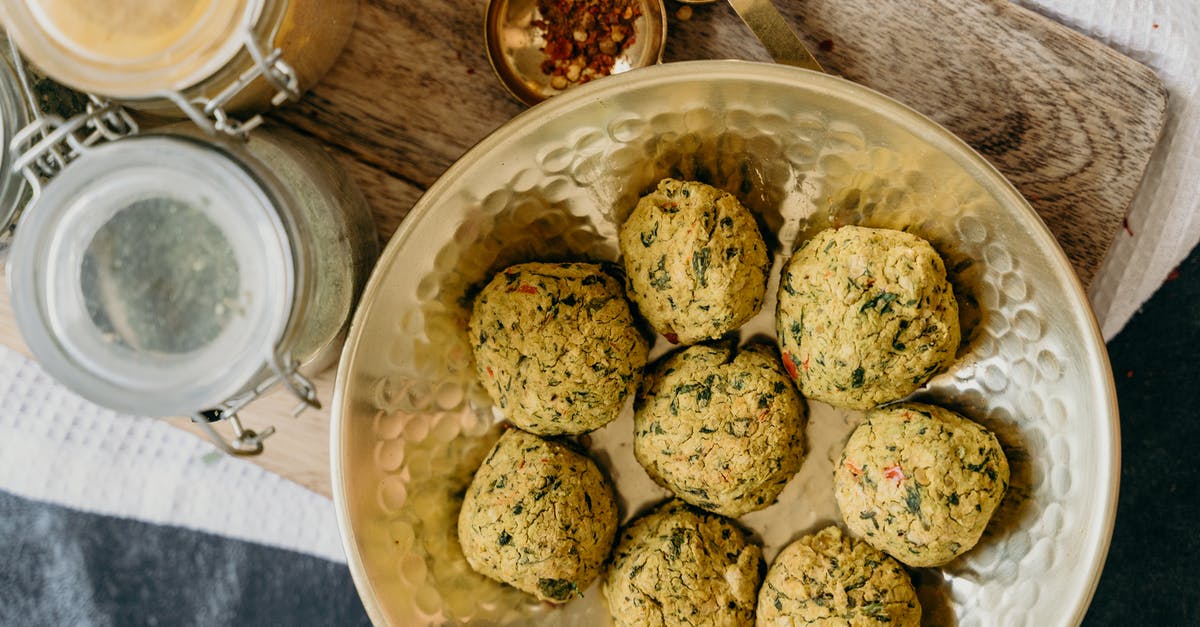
[1084,245,1200,626]
[0,490,369,627]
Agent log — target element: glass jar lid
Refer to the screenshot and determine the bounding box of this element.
[8,134,295,416]
[0,47,28,239]
[0,0,258,99]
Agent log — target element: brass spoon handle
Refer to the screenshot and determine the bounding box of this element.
[726,0,824,72]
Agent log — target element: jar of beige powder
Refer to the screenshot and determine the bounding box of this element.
[0,0,355,131]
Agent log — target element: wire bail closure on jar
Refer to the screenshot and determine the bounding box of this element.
[0,37,138,254]
[159,24,301,140]
[4,33,316,457]
[191,351,321,456]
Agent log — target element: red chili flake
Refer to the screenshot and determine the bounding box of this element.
[781,352,799,379]
[883,464,905,485]
[1123,217,1134,236]
[486,366,495,378]
[533,0,643,89]
[844,460,862,476]
[801,357,810,372]
[1153,22,1160,29]
[818,39,834,52]
[517,284,538,294]
[1125,370,1134,378]
[1167,266,1181,281]
[664,332,679,344]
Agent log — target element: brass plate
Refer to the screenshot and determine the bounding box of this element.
[332,61,1118,626]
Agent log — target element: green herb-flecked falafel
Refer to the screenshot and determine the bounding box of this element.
[834,403,1009,567]
[469,262,648,435]
[604,500,764,626]
[776,226,960,409]
[634,342,806,517]
[620,179,769,345]
[458,428,619,602]
[757,525,921,626]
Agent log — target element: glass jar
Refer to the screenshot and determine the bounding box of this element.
[7,123,379,441]
[0,0,356,118]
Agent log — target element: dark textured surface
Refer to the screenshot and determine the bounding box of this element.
[1084,244,1200,627]
[0,490,369,627]
[0,246,1196,625]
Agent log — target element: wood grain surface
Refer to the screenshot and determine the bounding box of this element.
[0,0,1166,497]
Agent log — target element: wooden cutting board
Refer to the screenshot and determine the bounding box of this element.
[0,0,1165,497]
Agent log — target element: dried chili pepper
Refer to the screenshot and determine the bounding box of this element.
[781,351,799,379]
[533,0,642,89]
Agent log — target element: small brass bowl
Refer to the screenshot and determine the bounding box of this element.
[484,0,668,106]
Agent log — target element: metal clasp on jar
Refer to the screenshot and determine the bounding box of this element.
[160,25,301,140]
[190,350,321,456]
[1,37,138,255]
